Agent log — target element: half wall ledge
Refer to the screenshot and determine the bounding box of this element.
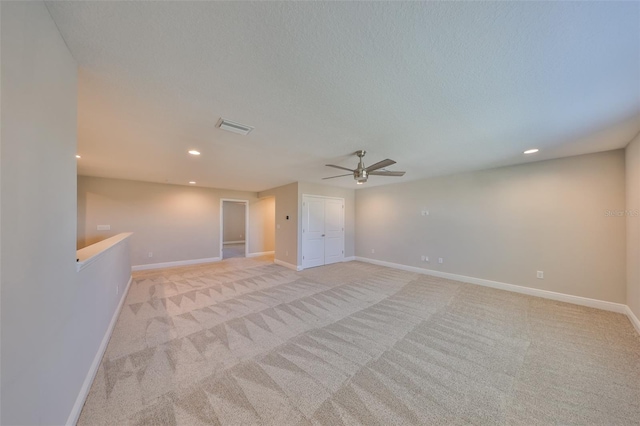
[76,232,133,272]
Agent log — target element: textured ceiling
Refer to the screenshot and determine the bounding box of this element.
[46,1,640,192]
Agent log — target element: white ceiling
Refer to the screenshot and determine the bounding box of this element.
[46,1,640,192]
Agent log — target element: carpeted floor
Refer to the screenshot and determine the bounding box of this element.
[79,256,640,425]
[222,243,245,259]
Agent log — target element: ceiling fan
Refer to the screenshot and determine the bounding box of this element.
[323,150,406,184]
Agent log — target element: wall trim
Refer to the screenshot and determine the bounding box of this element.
[223,240,245,245]
[247,251,275,258]
[343,256,355,262]
[274,259,303,271]
[626,306,640,335]
[66,275,133,426]
[132,257,221,271]
[353,257,628,314]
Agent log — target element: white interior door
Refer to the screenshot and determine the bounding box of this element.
[323,198,344,265]
[302,196,325,268]
[302,195,344,269]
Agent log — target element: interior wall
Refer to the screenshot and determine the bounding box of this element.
[627,133,640,319]
[222,202,246,243]
[1,2,80,424]
[251,196,275,254]
[258,182,299,266]
[78,176,273,266]
[298,181,356,266]
[355,150,627,303]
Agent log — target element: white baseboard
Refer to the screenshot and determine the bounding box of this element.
[354,257,628,314]
[223,240,245,245]
[247,251,275,258]
[626,306,640,335]
[67,275,132,426]
[274,259,303,271]
[343,256,356,262]
[132,257,221,271]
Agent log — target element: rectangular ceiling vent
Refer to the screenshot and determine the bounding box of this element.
[216,118,254,135]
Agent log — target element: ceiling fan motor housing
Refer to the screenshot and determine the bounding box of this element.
[355,169,368,183]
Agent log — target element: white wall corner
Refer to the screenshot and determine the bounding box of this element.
[274,259,302,271]
[626,306,640,336]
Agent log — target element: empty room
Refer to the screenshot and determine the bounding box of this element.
[2,1,639,425]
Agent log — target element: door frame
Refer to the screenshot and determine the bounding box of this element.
[220,198,249,258]
[301,194,345,269]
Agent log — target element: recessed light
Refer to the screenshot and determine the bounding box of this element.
[524,149,539,154]
[188,150,201,156]
[189,181,196,184]
[75,155,81,159]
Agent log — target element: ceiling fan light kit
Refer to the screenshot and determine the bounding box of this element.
[324,150,406,184]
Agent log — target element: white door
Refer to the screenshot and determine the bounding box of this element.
[324,198,344,265]
[302,195,344,269]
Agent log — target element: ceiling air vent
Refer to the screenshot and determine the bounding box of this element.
[216,118,254,135]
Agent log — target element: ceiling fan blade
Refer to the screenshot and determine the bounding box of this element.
[365,159,396,172]
[322,173,353,180]
[368,171,406,177]
[326,164,355,172]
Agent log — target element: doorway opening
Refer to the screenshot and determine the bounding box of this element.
[221,199,249,259]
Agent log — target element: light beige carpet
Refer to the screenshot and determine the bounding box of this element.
[222,243,245,259]
[79,256,640,425]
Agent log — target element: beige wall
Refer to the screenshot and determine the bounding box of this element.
[78,176,274,266]
[259,182,299,266]
[258,181,356,268]
[627,134,640,319]
[356,150,627,303]
[1,2,81,423]
[251,196,276,254]
[222,201,246,243]
[298,181,356,265]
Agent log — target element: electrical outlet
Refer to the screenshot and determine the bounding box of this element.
[537,271,544,279]
[148,252,153,258]
[421,210,429,216]
[421,255,429,262]
[438,258,444,264]
[97,224,110,231]
[371,249,375,254]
